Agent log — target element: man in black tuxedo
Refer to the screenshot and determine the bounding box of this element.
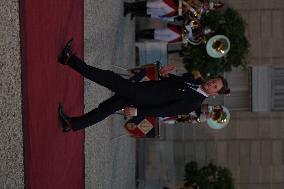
[58,39,229,132]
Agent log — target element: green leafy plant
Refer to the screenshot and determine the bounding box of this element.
[181,8,250,78]
[184,161,235,189]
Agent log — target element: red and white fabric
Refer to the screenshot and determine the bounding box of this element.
[154,25,182,43]
[146,0,179,19]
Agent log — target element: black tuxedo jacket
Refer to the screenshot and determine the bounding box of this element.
[134,73,207,117]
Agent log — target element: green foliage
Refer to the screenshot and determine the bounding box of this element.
[184,161,235,189]
[181,8,250,78]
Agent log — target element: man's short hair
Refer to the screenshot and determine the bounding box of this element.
[208,75,230,95]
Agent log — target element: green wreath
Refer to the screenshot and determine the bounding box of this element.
[181,8,250,78]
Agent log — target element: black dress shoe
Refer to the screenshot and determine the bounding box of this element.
[58,104,72,132]
[58,38,73,65]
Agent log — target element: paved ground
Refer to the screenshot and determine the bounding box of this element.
[0,0,23,188]
[84,1,137,189]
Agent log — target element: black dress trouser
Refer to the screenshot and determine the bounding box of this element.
[67,55,134,130]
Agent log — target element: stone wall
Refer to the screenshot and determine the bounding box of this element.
[174,112,284,189]
[227,0,284,67]
[141,112,284,189]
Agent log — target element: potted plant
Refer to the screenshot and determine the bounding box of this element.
[184,161,235,189]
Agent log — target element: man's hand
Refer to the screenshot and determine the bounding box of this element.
[123,107,137,116]
[160,64,176,77]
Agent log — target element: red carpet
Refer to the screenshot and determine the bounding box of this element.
[20,1,84,188]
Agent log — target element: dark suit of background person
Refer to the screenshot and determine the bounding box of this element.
[57,40,228,132]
